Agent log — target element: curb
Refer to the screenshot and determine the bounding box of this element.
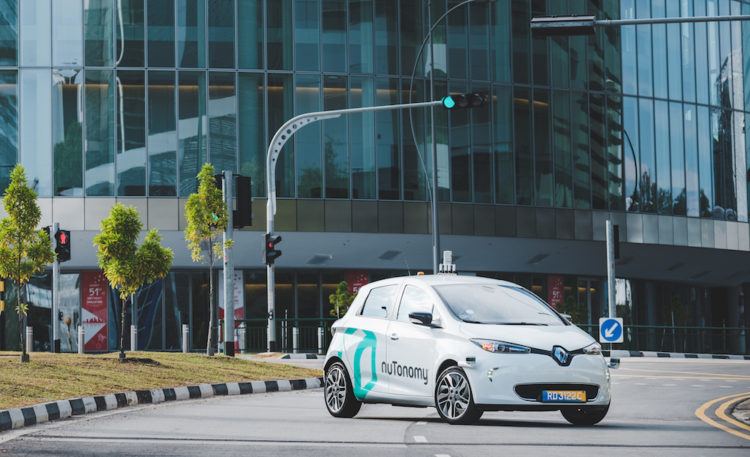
[281,354,323,360]
[732,398,750,426]
[0,376,323,434]
[604,350,750,360]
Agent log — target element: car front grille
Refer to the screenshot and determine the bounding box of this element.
[514,383,599,402]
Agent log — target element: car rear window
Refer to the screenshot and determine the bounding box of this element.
[359,285,398,318]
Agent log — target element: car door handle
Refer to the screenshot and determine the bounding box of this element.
[389,333,399,341]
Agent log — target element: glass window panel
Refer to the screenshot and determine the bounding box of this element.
[53,0,83,67]
[238,0,263,69]
[238,73,264,197]
[147,0,174,68]
[374,0,397,75]
[707,0,720,106]
[294,0,318,71]
[116,70,146,196]
[376,78,399,200]
[0,0,16,66]
[697,105,712,217]
[0,70,16,193]
[53,69,83,196]
[606,95,624,210]
[494,85,512,204]
[694,0,708,104]
[208,72,236,174]
[620,0,637,95]
[190,271,209,349]
[635,0,652,98]
[590,93,607,209]
[399,0,421,78]
[177,0,206,68]
[655,100,672,214]
[472,84,491,203]
[297,273,320,318]
[349,0,373,74]
[447,0,468,81]
[469,1,489,81]
[350,76,376,199]
[623,96,639,211]
[670,102,686,215]
[267,74,294,197]
[20,0,51,67]
[322,0,346,73]
[587,0,605,92]
[573,92,590,209]
[719,0,732,108]
[511,0,529,84]
[514,87,532,205]
[547,0,569,89]
[491,0,510,83]
[651,0,667,98]
[667,1,683,101]
[136,280,163,350]
[403,78,427,201]
[267,0,292,70]
[638,98,655,212]
[20,69,52,196]
[85,70,115,196]
[684,104,699,217]
[553,91,572,208]
[177,71,207,196]
[244,270,267,319]
[117,0,144,67]
[603,1,622,95]
[85,0,114,67]
[208,0,234,68]
[450,82,470,202]
[164,272,189,351]
[681,2,696,103]
[534,89,551,207]
[295,74,322,198]
[148,71,176,196]
[530,0,547,86]
[324,75,349,198]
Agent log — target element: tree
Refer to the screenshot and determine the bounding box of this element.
[329,281,355,318]
[184,163,229,356]
[0,165,55,362]
[93,204,173,362]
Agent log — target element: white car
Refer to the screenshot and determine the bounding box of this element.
[323,275,611,425]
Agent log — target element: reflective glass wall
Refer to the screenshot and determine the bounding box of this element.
[0,0,748,222]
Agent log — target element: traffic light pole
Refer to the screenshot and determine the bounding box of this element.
[223,170,235,357]
[265,99,443,352]
[51,222,60,353]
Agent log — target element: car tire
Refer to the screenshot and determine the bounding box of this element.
[324,361,362,418]
[434,366,483,425]
[560,404,610,426]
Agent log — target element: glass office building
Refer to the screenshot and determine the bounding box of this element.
[0,0,748,354]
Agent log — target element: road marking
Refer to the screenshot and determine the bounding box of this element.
[635,382,648,386]
[695,391,750,441]
[620,368,750,380]
[414,435,428,443]
[715,397,750,433]
[416,421,427,425]
[663,384,677,387]
[435,454,451,457]
[720,386,732,388]
[690,385,704,388]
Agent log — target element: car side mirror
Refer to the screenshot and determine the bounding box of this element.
[607,358,620,369]
[409,312,433,327]
[561,313,572,322]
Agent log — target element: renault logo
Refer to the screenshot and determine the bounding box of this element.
[552,346,571,366]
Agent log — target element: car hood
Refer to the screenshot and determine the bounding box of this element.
[459,322,595,352]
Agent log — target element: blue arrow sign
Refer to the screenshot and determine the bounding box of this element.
[599,317,623,343]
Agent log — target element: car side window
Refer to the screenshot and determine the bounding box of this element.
[359,285,398,318]
[397,286,433,322]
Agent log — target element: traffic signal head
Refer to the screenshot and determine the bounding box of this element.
[55,229,71,263]
[441,93,487,110]
[265,233,282,266]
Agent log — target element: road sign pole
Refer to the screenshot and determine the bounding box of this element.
[223,170,235,357]
[51,222,60,353]
[606,219,616,319]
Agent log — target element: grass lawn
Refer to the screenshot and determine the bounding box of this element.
[0,351,322,410]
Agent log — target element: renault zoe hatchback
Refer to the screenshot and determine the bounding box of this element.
[323,275,611,425]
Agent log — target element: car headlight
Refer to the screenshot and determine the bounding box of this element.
[582,342,602,355]
[471,339,531,354]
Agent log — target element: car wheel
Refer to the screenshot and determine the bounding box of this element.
[434,366,483,425]
[560,404,609,426]
[324,361,362,418]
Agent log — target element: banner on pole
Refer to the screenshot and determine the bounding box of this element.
[81,271,109,352]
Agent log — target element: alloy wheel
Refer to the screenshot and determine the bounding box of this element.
[436,371,471,420]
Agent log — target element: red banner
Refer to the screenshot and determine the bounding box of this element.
[81,271,109,352]
[547,275,564,309]
[345,271,369,294]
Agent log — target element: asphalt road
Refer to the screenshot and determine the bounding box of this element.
[1,358,749,457]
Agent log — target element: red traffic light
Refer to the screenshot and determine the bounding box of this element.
[265,233,282,265]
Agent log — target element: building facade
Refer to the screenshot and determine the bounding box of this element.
[0,0,748,354]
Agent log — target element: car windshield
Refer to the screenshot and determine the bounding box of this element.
[433,284,564,326]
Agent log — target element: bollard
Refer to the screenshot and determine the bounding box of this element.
[182,324,189,353]
[130,325,137,352]
[317,327,325,355]
[25,326,33,353]
[292,327,300,354]
[281,319,287,352]
[77,325,84,354]
[238,323,246,354]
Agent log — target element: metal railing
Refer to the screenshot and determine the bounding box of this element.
[237,318,338,354]
[577,324,749,355]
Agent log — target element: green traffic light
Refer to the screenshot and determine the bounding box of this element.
[442,96,456,109]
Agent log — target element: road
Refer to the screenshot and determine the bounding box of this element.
[1,359,749,456]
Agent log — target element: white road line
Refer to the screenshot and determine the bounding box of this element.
[663,383,677,387]
[690,385,704,388]
[416,421,427,425]
[435,454,451,457]
[414,435,428,443]
[720,385,732,388]
[635,382,648,386]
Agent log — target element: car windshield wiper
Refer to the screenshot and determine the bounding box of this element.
[461,319,484,324]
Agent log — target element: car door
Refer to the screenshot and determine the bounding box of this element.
[341,283,400,401]
[386,285,437,399]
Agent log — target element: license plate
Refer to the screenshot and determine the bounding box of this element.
[541,390,587,403]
